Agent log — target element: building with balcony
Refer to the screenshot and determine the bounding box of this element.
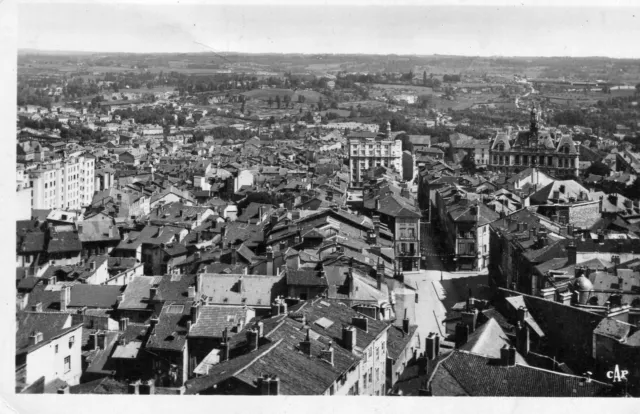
[348,123,403,188]
[489,107,579,178]
[434,188,500,271]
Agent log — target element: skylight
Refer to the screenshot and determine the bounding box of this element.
[314,317,334,329]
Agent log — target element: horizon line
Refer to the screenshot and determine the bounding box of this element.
[17,48,640,60]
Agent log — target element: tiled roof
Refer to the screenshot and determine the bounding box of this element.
[78,221,120,243]
[146,301,193,351]
[70,377,128,394]
[16,312,77,355]
[428,350,611,396]
[386,324,419,360]
[118,275,162,310]
[198,273,287,307]
[189,305,252,338]
[286,269,328,287]
[460,318,527,365]
[47,230,82,253]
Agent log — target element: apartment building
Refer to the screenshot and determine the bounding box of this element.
[28,155,95,210]
[348,124,403,187]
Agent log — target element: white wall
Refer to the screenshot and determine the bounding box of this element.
[25,325,83,386]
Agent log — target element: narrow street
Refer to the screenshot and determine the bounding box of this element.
[403,222,489,342]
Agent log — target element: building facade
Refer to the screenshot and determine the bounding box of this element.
[489,108,579,178]
[348,124,403,187]
[28,155,95,210]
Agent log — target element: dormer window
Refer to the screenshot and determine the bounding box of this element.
[498,144,505,152]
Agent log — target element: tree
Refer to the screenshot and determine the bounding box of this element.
[268,96,273,108]
[585,161,611,176]
[276,95,281,109]
[423,71,427,86]
[461,155,477,174]
[241,100,245,113]
[636,83,640,97]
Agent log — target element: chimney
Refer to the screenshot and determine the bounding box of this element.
[32,302,43,313]
[500,345,517,367]
[376,260,384,290]
[454,322,469,348]
[375,198,380,211]
[119,317,129,331]
[271,297,281,316]
[516,321,530,356]
[567,240,577,265]
[190,302,200,324]
[149,286,158,301]
[351,315,368,333]
[279,241,287,252]
[402,310,410,334]
[187,285,196,299]
[558,290,572,306]
[319,342,334,366]
[266,247,274,276]
[60,286,70,312]
[299,328,312,356]
[57,385,70,394]
[256,321,264,338]
[90,332,98,350]
[128,381,140,395]
[220,328,230,361]
[342,325,357,352]
[97,332,106,350]
[246,327,259,352]
[138,379,155,395]
[231,247,238,266]
[258,375,280,395]
[460,308,479,333]
[425,332,440,360]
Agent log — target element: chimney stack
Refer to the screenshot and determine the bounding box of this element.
[425,332,440,360]
[266,247,274,275]
[97,332,106,350]
[516,320,530,356]
[247,327,259,352]
[119,317,129,332]
[342,325,357,352]
[149,286,158,301]
[220,327,230,361]
[351,315,368,333]
[402,310,410,334]
[319,342,334,366]
[300,328,312,356]
[128,381,140,395]
[460,308,479,333]
[59,286,70,312]
[454,322,469,348]
[567,240,577,265]
[190,302,200,324]
[138,379,155,395]
[500,345,517,367]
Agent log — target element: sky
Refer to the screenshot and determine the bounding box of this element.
[17,2,640,58]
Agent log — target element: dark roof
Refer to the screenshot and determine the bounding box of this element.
[70,377,128,394]
[386,324,419,360]
[16,312,79,355]
[428,350,611,396]
[68,284,124,308]
[286,269,328,287]
[145,301,193,351]
[47,230,82,253]
[154,273,198,303]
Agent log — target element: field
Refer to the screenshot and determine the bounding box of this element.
[241,88,327,103]
[371,84,435,95]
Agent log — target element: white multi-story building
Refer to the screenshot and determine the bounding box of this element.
[28,155,95,211]
[348,123,403,187]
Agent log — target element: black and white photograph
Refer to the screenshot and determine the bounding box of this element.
[4,0,640,406]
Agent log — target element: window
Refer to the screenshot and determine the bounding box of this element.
[69,336,75,348]
[363,374,367,386]
[369,368,373,382]
[55,344,58,354]
[64,356,71,373]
